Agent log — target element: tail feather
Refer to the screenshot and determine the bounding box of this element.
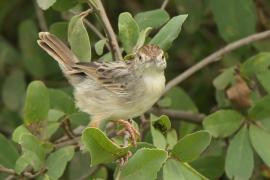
[37,32,79,71]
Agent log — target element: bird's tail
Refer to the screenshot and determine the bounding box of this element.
[37,32,79,73]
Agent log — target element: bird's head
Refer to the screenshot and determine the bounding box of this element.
[134,45,167,72]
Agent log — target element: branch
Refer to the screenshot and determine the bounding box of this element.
[54,136,80,149]
[88,0,123,61]
[164,30,270,94]
[0,165,47,179]
[61,117,76,139]
[150,108,205,124]
[0,166,16,175]
[34,1,48,31]
[161,0,170,10]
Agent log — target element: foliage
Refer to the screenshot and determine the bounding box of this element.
[1,0,270,179]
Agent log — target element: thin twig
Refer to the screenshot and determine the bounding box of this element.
[83,20,106,40]
[0,166,16,175]
[151,108,205,124]
[88,0,123,61]
[161,0,170,10]
[61,117,76,139]
[54,136,80,149]
[23,167,47,179]
[164,30,270,94]
[34,1,48,31]
[83,20,111,50]
[0,165,47,179]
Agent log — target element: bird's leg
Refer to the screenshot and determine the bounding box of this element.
[115,119,140,146]
[88,118,101,128]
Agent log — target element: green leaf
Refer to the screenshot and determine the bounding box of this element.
[48,109,65,122]
[249,125,270,167]
[163,159,207,180]
[19,20,47,77]
[52,0,77,11]
[257,71,270,94]
[172,131,211,162]
[150,115,170,149]
[209,0,256,42]
[2,69,26,111]
[157,96,172,108]
[179,122,197,138]
[18,134,46,171]
[23,81,50,124]
[49,21,68,42]
[213,67,235,90]
[176,0,204,33]
[166,129,178,150]
[0,134,19,168]
[68,10,91,62]
[191,156,225,179]
[129,142,155,154]
[135,9,170,30]
[95,39,107,56]
[203,110,244,138]
[119,148,168,180]
[15,154,30,174]
[68,152,92,179]
[225,126,254,179]
[36,0,56,10]
[241,53,270,76]
[118,12,140,53]
[0,37,20,73]
[12,125,31,143]
[46,146,75,179]
[150,14,188,50]
[151,115,171,133]
[248,95,270,120]
[82,128,129,166]
[165,87,198,112]
[49,89,75,114]
[133,27,152,51]
[240,53,270,94]
[43,122,60,140]
[68,111,90,126]
[215,90,231,108]
[150,126,166,149]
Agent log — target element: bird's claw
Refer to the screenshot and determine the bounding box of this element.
[116,151,132,166]
[115,119,140,146]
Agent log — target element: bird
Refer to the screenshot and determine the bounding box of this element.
[37,32,167,145]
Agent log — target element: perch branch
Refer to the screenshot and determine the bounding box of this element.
[151,108,205,124]
[61,117,76,139]
[164,30,270,94]
[88,0,123,61]
[54,136,80,149]
[34,1,48,31]
[161,0,170,10]
[0,166,16,175]
[0,165,47,179]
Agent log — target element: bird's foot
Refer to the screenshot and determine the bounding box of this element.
[115,119,140,146]
[116,151,132,166]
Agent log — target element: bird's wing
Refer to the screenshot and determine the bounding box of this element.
[72,61,135,95]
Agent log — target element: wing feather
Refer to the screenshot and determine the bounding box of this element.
[72,61,135,95]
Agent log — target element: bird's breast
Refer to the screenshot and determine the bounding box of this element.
[124,72,165,118]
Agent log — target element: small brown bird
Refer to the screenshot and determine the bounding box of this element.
[37,32,167,145]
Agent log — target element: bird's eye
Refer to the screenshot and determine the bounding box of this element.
[138,56,142,61]
[161,55,165,59]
